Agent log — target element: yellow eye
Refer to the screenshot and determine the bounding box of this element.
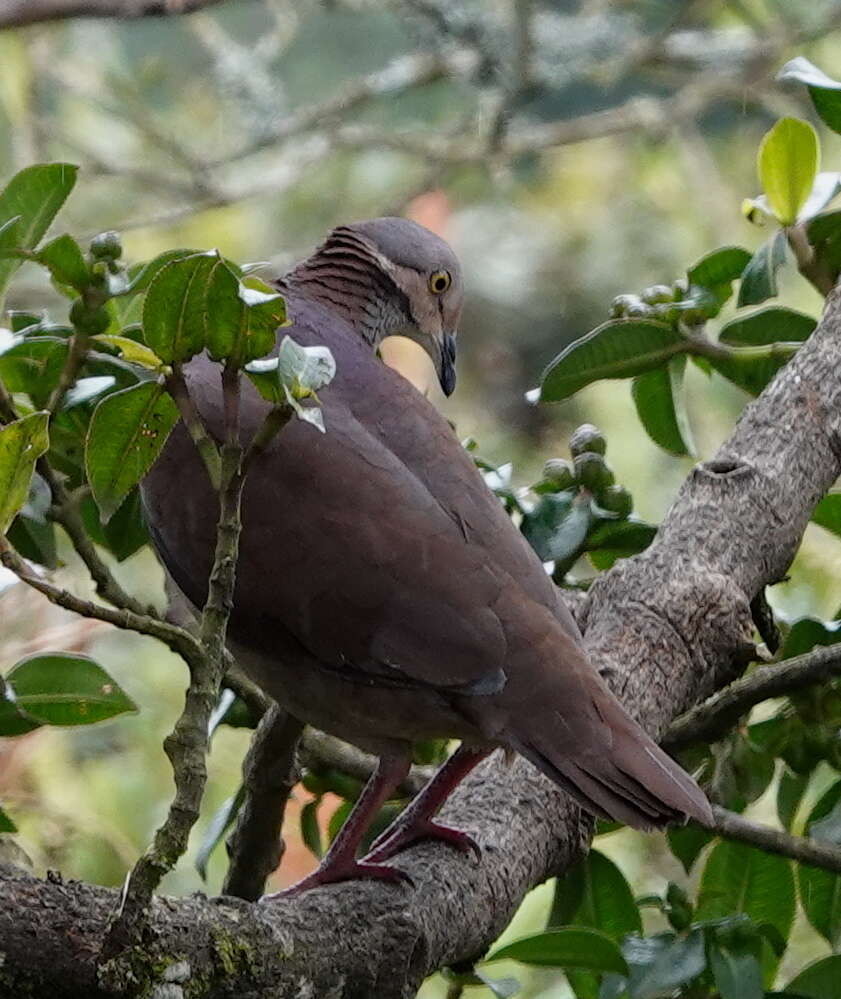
[428,270,451,294]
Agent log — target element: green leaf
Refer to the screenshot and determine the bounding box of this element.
[625,930,706,999]
[0,806,16,833]
[6,513,57,568]
[204,261,285,365]
[631,356,694,456]
[780,616,841,659]
[709,343,796,397]
[779,58,841,136]
[540,320,686,402]
[688,246,753,288]
[585,518,657,571]
[810,494,841,540]
[0,336,69,407]
[807,210,841,273]
[300,799,323,859]
[0,163,78,307]
[80,488,149,562]
[141,251,218,364]
[276,335,335,397]
[92,334,163,370]
[758,118,819,225]
[6,652,137,726]
[36,234,88,290]
[486,927,628,976]
[0,412,49,533]
[64,376,115,410]
[709,937,764,999]
[0,680,41,736]
[195,786,245,881]
[719,308,816,347]
[86,381,179,522]
[777,768,809,830]
[121,248,200,296]
[785,956,841,999]
[738,232,787,308]
[667,824,713,873]
[521,492,591,564]
[797,780,841,948]
[696,841,795,944]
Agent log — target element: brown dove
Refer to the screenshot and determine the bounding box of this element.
[141,218,712,895]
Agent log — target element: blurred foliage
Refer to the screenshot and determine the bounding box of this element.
[4,1,841,998]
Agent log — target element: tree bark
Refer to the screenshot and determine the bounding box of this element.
[3,287,841,996]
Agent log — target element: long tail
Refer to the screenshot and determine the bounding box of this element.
[507,693,712,831]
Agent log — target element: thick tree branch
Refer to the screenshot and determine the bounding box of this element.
[0,0,232,29]
[663,644,841,751]
[4,271,841,998]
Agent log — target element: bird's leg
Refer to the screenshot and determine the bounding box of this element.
[362,744,491,864]
[261,751,411,899]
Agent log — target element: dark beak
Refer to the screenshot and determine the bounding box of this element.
[439,332,457,396]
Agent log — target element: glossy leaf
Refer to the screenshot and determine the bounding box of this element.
[521,492,591,563]
[0,682,40,737]
[195,786,245,881]
[79,489,149,562]
[631,356,694,456]
[540,320,685,402]
[586,518,657,570]
[779,58,841,136]
[709,344,796,397]
[0,412,49,533]
[785,956,841,999]
[93,334,163,370]
[696,841,795,943]
[624,930,706,999]
[738,232,787,308]
[0,336,69,407]
[0,163,78,305]
[777,769,809,830]
[204,261,285,365]
[555,850,641,939]
[719,308,815,348]
[300,799,323,859]
[141,251,217,363]
[797,781,841,948]
[709,937,763,999]
[758,118,819,225]
[6,652,137,726]
[667,824,713,873]
[122,248,200,296]
[6,513,57,568]
[807,210,841,274]
[36,234,88,290]
[688,246,752,289]
[0,806,16,833]
[810,494,841,541]
[486,927,628,975]
[86,381,179,522]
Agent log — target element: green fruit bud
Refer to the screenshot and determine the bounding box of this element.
[69,300,110,335]
[90,230,123,261]
[574,452,613,493]
[599,483,632,516]
[609,293,641,318]
[640,284,674,305]
[625,301,654,318]
[651,302,679,324]
[542,458,576,490]
[672,277,689,300]
[569,424,606,457]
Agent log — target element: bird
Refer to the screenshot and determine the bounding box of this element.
[141,217,712,896]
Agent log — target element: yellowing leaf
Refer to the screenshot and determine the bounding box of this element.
[93,334,163,370]
[758,118,819,225]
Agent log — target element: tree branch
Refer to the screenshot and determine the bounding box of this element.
[4,264,841,999]
[711,805,841,874]
[663,643,841,751]
[0,0,233,30]
[222,705,304,901]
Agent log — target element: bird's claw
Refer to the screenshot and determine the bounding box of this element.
[363,819,481,864]
[260,859,413,900]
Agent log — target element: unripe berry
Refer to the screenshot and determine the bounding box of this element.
[569,424,606,457]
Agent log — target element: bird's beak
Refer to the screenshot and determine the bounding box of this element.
[439,332,457,396]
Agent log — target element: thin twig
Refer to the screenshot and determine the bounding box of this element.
[663,644,841,751]
[0,0,229,29]
[165,369,222,489]
[710,804,841,874]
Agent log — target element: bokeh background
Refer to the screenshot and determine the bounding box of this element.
[2,1,841,995]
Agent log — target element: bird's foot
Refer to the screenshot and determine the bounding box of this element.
[260,858,413,900]
[363,818,481,864]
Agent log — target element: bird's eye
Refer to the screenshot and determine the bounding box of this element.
[428,270,451,294]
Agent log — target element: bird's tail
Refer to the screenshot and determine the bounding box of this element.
[507,690,712,831]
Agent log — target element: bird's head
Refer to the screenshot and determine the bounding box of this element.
[288,217,463,396]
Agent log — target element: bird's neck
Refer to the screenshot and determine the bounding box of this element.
[280,233,410,346]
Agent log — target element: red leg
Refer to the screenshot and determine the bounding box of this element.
[362,744,490,864]
[261,752,411,900]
